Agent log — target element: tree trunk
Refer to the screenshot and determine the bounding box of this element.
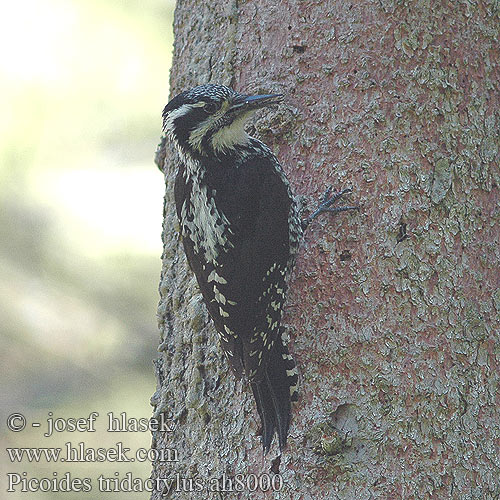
[151,0,500,498]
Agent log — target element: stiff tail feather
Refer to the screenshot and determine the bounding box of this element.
[251,332,298,453]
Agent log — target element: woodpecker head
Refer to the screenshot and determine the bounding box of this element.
[162,84,283,157]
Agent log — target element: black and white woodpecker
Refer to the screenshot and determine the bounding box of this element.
[158,84,358,453]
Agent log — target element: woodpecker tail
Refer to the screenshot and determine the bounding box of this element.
[251,332,298,453]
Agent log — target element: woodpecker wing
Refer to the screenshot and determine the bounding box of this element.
[208,146,295,381]
[174,144,296,381]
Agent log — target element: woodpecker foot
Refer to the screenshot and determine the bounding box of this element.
[303,187,359,229]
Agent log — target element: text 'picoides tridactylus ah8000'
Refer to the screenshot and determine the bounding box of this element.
[157,84,358,454]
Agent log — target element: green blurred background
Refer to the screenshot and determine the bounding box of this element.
[0,0,174,497]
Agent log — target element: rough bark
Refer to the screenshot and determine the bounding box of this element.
[151,0,500,498]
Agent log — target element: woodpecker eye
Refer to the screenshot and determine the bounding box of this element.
[203,101,220,114]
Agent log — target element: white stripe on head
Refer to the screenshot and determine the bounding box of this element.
[162,102,204,137]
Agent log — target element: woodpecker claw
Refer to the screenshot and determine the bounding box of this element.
[322,187,353,208]
[322,186,333,203]
[303,187,359,229]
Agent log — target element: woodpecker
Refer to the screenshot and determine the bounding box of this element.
[158,84,358,453]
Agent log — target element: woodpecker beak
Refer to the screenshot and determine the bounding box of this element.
[231,93,284,112]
